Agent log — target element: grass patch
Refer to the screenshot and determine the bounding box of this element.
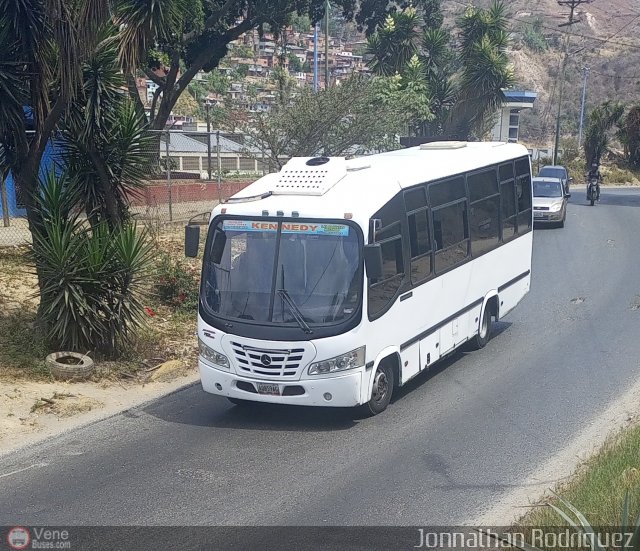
[604,164,640,185]
[0,311,51,380]
[515,423,640,534]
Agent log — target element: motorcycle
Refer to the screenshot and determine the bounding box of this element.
[587,177,599,206]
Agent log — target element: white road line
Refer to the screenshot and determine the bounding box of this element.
[0,462,48,480]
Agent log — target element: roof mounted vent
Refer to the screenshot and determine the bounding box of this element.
[274,157,347,196]
[419,141,467,150]
[306,156,330,166]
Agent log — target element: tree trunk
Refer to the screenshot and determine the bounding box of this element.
[86,147,121,228]
[14,165,48,324]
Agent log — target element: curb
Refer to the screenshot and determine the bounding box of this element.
[0,376,200,461]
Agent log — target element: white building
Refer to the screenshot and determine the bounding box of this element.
[490,91,537,143]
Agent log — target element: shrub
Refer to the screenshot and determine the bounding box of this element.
[155,254,200,311]
[31,173,154,357]
[522,18,548,53]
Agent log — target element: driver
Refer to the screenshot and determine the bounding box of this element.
[586,163,602,201]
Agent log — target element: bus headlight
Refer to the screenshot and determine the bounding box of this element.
[308,347,365,375]
[198,339,229,369]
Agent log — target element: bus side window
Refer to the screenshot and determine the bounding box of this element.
[367,194,407,319]
[516,175,532,233]
[467,168,500,257]
[404,186,433,284]
[368,231,404,318]
[428,177,469,274]
[499,162,517,241]
[433,218,443,251]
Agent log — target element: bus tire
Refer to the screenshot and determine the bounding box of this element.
[359,361,394,416]
[470,303,493,350]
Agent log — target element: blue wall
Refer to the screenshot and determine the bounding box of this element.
[0,140,60,218]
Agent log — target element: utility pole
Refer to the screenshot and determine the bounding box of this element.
[204,99,212,180]
[324,0,330,89]
[313,23,319,92]
[578,66,590,147]
[553,0,594,165]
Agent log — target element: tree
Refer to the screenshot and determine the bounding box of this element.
[619,105,640,168]
[173,90,201,118]
[366,8,422,77]
[288,53,303,73]
[522,17,548,53]
[244,75,411,170]
[445,1,514,139]
[290,13,312,33]
[365,0,513,140]
[116,0,423,132]
[583,101,624,168]
[0,0,115,272]
[207,70,231,95]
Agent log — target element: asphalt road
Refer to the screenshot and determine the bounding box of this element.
[2,189,640,533]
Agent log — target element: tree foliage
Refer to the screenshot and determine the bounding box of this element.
[619,106,640,168]
[243,75,410,170]
[31,172,154,356]
[522,17,548,53]
[115,0,423,131]
[583,101,624,168]
[366,0,514,139]
[62,31,154,228]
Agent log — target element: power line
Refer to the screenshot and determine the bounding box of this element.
[588,68,640,80]
[552,0,592,165]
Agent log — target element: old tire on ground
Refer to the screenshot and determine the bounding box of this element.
[46,352,95,381]
[359,360,394,417]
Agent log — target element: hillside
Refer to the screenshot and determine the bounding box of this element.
[443,0,640,145]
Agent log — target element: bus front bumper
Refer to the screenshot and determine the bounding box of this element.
[199,360,364,407]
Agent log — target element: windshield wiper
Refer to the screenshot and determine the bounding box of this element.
[277,289,312,334]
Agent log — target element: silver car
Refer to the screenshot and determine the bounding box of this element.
[538,165,572,192]
[532,177,570,227]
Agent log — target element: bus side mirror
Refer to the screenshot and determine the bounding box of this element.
[210,229,227,264]
[364,243,383,280]
[185,225,200,258]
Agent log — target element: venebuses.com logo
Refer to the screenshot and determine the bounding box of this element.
[5,526,72,549]
[6,526,31,550]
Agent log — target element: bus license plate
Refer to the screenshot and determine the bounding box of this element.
[256,383,280,396]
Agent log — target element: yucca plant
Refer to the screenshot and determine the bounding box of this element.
[31,172,154,357]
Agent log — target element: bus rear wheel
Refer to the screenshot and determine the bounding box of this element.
[470,304,493,350]
[359,361,394,416]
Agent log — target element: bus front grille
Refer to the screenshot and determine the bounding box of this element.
[230,342,305,378]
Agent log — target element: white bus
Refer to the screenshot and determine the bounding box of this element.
[186,141,533,415]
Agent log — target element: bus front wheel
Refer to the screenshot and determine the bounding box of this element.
[360,361,394,416]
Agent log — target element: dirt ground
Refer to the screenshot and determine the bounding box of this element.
[0,372,199,457]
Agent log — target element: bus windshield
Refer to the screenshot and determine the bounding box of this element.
[202,218,362,329]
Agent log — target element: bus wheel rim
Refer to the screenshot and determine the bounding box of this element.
[372,370,388,403]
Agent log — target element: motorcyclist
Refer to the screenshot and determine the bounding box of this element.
[586,162,602,201]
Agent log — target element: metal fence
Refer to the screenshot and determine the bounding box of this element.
[0,130,274,248]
